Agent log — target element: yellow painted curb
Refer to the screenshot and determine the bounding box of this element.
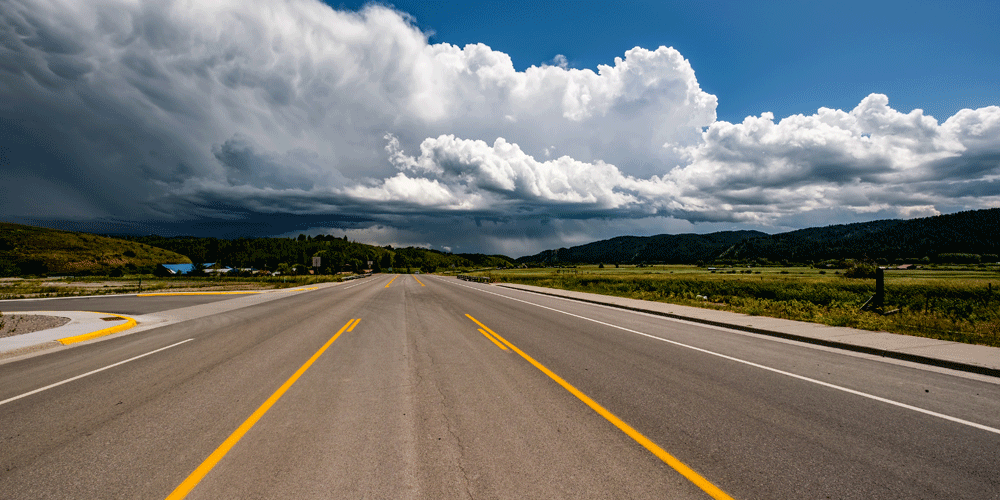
[58,312,138,345]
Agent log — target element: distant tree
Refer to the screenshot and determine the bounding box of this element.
[936,253,981,264]
[843,261,877,279]
[18,259,48,276]
[0,258,19,277]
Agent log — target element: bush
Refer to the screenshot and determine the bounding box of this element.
[936,253,981,264]
[843,261,877,279]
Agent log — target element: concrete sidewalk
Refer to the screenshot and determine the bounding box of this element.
[0,283,346,359]
[497,282,1000,378]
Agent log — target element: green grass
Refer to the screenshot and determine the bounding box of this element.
[469,265,1000,347]
[1,222,191,276]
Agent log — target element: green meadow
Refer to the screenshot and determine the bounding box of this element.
[464,265,1000,347]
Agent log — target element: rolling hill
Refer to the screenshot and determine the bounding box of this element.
[517,208,1000,265]
[717,208,1000,263]
[0,222,191,276]
[516,231,766,265]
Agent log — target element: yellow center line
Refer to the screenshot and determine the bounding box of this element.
[465,314,734,500]
[413,276,425,286]
[477,328,509,350]
[385,275,398,288]
[347,318,361,331]
[165,318,359,500]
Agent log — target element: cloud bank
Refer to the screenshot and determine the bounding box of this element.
[1,0,997,254]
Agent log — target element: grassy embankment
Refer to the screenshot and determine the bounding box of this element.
[468,265,1000,347]
[0,275,338,300]
[0,222,191,276]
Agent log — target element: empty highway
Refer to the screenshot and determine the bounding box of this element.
[2,275,998,499]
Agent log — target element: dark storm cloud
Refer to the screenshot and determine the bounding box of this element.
[2,0,998,253]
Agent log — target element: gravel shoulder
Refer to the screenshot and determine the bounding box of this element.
[0,314,72,338]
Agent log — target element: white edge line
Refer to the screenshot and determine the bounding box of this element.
[0,339,194,407]
[436,276,1000,436]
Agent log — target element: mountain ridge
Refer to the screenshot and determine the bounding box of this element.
[516,208,1000,264]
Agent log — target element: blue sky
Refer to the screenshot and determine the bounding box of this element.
[344,0,999,123]
[1,0,998,256]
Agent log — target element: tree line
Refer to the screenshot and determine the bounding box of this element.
[127,234,513,275]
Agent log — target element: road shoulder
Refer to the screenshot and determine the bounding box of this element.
[496,282,1000,378]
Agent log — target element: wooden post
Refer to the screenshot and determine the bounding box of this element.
[874,267,884,311]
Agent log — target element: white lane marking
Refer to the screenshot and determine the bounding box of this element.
[338,275,389,290]
[436,276,1000,436]
[0,339,194,407]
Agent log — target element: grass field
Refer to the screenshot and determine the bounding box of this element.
[0,275,338,300]
[460,265,1000,347]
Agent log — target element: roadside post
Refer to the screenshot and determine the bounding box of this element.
[861,267,899,315]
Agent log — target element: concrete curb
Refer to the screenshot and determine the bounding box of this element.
[0,311,134,354]
[58,312,137,345]
[0,283,337,358]
[496,283,1000,379]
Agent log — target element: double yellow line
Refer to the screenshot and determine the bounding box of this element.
[465,314,734,500]
[384,275,425,287]
[166,317,362,499]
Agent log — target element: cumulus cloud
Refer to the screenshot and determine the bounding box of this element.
[670,94,1000,224]
[1,0,998,255]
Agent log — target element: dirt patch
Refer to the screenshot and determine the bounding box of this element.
[0,314,72,338]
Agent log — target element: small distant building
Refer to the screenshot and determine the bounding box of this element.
[155,263,217,276]
[204,263,233,274]
[896,264,918,270]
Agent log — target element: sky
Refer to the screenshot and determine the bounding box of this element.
[1,0,998,257]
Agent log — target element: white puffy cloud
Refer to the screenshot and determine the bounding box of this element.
[666,94,1000,224]
[1,0,998,255]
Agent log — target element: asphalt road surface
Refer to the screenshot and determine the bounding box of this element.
[1,275,998,499]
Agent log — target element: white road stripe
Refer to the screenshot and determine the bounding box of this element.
[439,276,1000,436]
[0,339,194,407]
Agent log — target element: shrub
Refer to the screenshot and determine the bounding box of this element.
[936,253,981,264]
[843,261,877,279]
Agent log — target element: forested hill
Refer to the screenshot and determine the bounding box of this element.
[717,208,1000,263]
[127,234,513,273]
[0,222,514,277]
[516,208,1000,265]
[515,231,766,265]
